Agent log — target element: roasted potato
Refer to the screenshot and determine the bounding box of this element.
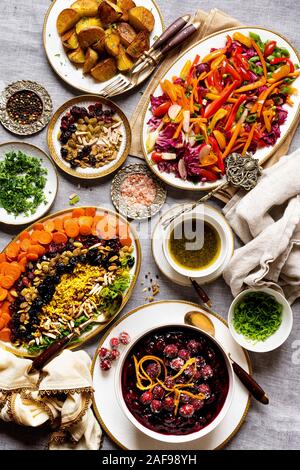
[92,37,106,54]
[61,28,79,50]
[117,22,136,47]
[98,1,123,25]
[128,7,155,32]
[91,58,117,81]
[56,9,81,35]
[78,26,105,49]
[75,17,102,35]
[68,47,86,63]
[113,0,136,21]
[105,29,121,57]
[83,47,99,73]
[71,0,100,17]
[126,30,149,58]
[117,45,134,72]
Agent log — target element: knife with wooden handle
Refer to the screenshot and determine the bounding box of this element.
[160,21,200,56]
[152,14,191,50]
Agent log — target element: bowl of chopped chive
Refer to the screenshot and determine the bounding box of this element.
[228,287,293,352]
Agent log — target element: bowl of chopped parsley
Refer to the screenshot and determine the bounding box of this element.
[0,142,58,225]
[228,287,293,352]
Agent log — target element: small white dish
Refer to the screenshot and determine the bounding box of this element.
[0,142,58,226]
[115,323,234,444]
[228,287,293,353]
[152,203,234,286]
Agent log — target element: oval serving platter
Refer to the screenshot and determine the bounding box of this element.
[141,26,300,191]
[43,0,164,96]
[0,206,141,357]
[47,95,131,179]
[0,142,58,226]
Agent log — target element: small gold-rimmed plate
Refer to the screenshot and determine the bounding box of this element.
[0,142,58,226]
[0,81,53,136]
[111,164,167,220]
[47,95,131,180]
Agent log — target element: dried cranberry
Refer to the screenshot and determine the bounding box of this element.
[187,340,201,354]
[110,337,119,349]
[100,359,111,371]
[150,400,162,413]
[110,349,120,361]
[98,347,110,359]
[193,398,204,411]
[88,105,95,114]
[179,404,195,418]
[119,331,130,345]
[155,336,166,352]
[152,385,165,400]
[140,391,153,405]
[163,344,178,358]
[145,362,161,379]
[163,396,174,410]
[170,357,185,371]
[178,349,190,360]
[22,278,29,287]
[201,364,213,380]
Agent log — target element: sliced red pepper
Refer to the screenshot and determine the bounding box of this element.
[224,94,247,131]
[270,57,295,73]
[264,40,277,58]
[187,54,200,84]
[212,69,223,93]
[208,136,225,174]
[151,152,163,163]
[231,57,251,81]
[226,34,233,49]
[223,60,242,85]
[236,53,250,71]
[198,168,218,181]
[153,102,172,117]
[204,80,239,119]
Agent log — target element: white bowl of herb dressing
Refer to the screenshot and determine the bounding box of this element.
[162,206,233,280]
[228,287,293,353]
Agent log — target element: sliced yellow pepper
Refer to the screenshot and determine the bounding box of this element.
[199,153,218,167]
[199,123,209,143]
[209,108,228,131]
[180,60,192,80]
[233,32,252,48]
[262,110,272,132]
[235,78,266,93]
[211,54,226,70]
[213,129,227,149]
[202,48,226,63]
[268,64,291,83]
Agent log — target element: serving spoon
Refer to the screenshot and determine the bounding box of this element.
[28,292,123,373]
[184,310,269,405]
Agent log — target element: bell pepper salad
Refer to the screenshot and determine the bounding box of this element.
[146,31,299,183]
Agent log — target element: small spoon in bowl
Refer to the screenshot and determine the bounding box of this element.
[184,310,269,405]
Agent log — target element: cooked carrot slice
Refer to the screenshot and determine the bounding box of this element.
[63,215,72,223]
[36,231,53,245]
[0,328,11,341]
[5,242,20,260]
[0,288,8,301]
[85,207,96,217]
[52,232,68,244]
[78,216,94,227]
[20,238,32,252]
[0,253,7,263]
[0,276,15,289]
[19,231,31,241]
[79,225,92,236]
[33,223,44,230]
[0,312,11,328]
[28,245,45,256]
[4,264,21,281]
[64,219,80,238]
[72,208,85,218]
[31,230,42,243]
[0,318,5,330]
[0,262,10,276]
[18,258,27,271]
[44,220,55,233]
[27,253,39,261]
[1,301,10,314]
[54,218,64,231]
[18,252,28,262]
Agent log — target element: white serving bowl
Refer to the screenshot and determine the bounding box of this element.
[162,208,232,280]
[115,324,234,444]
[228,287,293,353]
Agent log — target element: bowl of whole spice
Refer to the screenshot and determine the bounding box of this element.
[228,287,293,352]
[0,142,58,225]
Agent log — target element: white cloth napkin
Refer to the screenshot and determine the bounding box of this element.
[223,148,300,304]
[0,349,102,450]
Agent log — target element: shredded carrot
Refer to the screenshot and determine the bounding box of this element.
[173,120,183,139]
[222,122,242,159]
[251,40,267,79]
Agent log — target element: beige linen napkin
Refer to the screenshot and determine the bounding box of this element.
[130,8,298,203]
[223,148,300,304]
[0,349,102,450]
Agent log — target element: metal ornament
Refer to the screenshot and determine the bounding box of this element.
[162,152,262,229]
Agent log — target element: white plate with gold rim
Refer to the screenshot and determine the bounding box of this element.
[152,203,234,286]
[92,300,251,450]
[43,0,164,95]
[141,26,300,191]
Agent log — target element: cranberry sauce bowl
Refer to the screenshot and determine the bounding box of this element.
[115,324,234,443]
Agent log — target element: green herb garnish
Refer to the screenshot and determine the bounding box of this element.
[0,151,48,217]
[233,292,283,342]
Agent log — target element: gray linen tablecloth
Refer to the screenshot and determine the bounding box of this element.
[0,0,299,450]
